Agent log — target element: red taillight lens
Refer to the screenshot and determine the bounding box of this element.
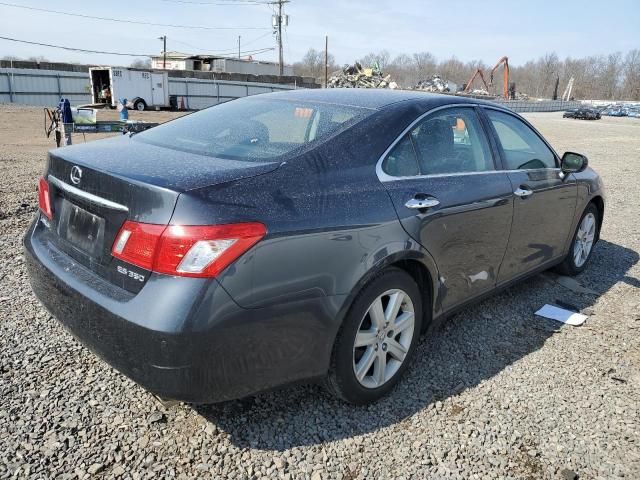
[112,221,166,270]
[111,221,266,278]
[38,177,53,219]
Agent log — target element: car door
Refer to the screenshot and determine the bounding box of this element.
[378,105,514,312]
[481,107,577,284]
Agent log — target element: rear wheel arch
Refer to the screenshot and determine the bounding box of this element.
[590,196,604,240]
[326,267,424,403]
[334,253,437,342]
[390,259,434,331]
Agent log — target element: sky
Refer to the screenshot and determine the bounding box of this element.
[0,0,638,68]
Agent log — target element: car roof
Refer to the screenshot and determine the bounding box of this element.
[266,88,486,110]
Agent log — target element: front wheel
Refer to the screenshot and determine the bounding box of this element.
[556,203,599,276]
[326,268,423,404]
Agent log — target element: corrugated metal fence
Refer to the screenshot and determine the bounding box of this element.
[0,67,296,108]
[0,68,88,106]
[494,99,581,112]
[169,76,294,110]
[1,67,583,113]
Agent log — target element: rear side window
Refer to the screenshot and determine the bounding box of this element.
[485,109,556,170]
[381,135,419,177]
[411,108,493,175]
[135,97,371,162]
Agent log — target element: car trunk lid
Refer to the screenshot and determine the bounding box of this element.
[43,136,279,292]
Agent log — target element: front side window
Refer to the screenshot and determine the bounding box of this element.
[485,109,556,170]
[135,97,371,162]
[381,107,494,177]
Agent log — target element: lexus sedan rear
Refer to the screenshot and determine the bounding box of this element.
[25,89,604,404]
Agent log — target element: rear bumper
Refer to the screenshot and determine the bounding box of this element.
[24,217,345,403]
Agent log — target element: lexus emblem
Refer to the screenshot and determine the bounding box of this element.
[70,166,82,185]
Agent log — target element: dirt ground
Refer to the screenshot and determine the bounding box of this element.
[0,105,638,479]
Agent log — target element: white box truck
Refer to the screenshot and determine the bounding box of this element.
[89,67,169,111]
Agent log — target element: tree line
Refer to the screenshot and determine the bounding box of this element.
[293,48,640,101]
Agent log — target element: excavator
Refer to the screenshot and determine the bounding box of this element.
[489,56,511,100]
[462,69,490,95]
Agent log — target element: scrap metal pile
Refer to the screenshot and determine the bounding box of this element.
[414,74,451,93]
[328,62,397,89]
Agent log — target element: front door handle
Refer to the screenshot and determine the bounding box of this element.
[405,196,440,210]
[514,187,533,198]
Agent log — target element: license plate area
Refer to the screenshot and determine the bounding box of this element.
[57,199,105,257]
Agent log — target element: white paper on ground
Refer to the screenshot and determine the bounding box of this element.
[534,304,588,326]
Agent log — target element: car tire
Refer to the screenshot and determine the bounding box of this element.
[556,203,599,276]
[326,268,423,404]
[133,99,146,111]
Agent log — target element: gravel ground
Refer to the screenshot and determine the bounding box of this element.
[0,105,638,479]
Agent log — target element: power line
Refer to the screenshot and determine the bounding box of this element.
[0,2,270,30]
[170,32,272,54]
[163,39,275,56]
[0,35,275,58]
[0,35,152,57]
[160,0,271,4]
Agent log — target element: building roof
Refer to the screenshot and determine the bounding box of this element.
[151,51,281,66]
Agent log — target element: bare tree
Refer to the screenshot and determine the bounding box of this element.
[293,48,337,82]
[602,52,623,99]
[622,49,640,100]
[413,52,437,78]
[295,46,640,99]
[386,54,416,87]
[358,50,390,71]
[27,55,48,63]
[130,58,152,69]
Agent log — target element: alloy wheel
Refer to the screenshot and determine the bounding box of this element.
[574,212,596,268]
[352,289,415,389]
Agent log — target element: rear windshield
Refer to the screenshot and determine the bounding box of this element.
[134,97,371,162]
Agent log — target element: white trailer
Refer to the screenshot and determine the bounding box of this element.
[89,67,169,111]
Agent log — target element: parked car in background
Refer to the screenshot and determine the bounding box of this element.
[606,107,627,117]
[25,90,605,405]
[625,108,640,118]
[565,107,601,120]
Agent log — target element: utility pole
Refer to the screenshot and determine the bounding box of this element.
[272,1,289,76]
[324,35,328,88]
[277,1,283,75]
[158,35,167,69]
[238,35,241,59]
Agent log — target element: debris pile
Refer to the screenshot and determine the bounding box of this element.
[328,62,397,89]
[468,88,491,96]
[414,74,450,93]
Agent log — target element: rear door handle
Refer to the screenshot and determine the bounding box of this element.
[405,196,440,209]
[514,187,533,198]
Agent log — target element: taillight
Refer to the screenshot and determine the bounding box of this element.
[112,221,266,278]
[38,177,53,219]
[111,221,165,270]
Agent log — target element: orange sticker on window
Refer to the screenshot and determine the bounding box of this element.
[294,107,313,118]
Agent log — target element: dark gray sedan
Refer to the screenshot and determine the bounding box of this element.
[25,89,604,405]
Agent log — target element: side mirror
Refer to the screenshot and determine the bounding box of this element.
[561,152,588,174]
